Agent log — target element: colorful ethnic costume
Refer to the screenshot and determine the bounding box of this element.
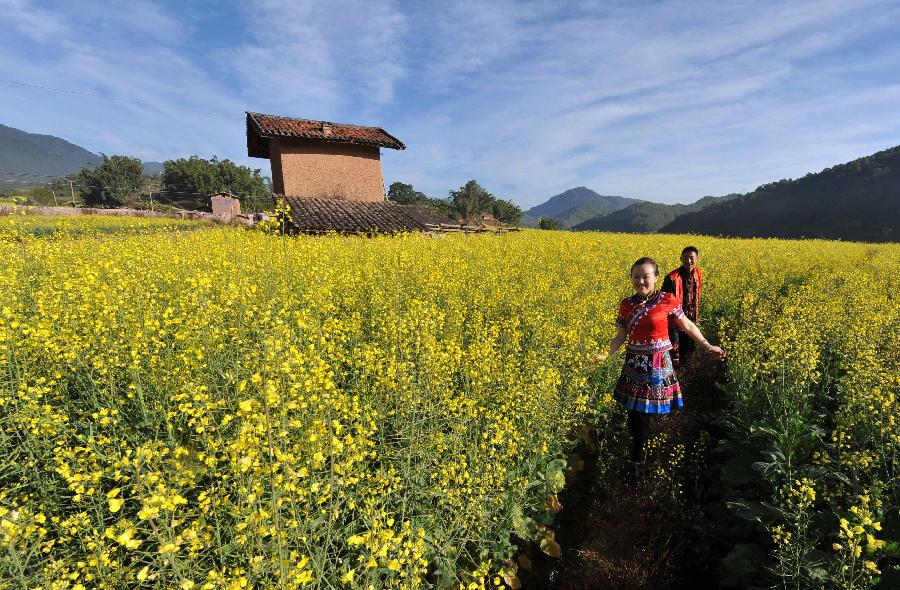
[661,266,702,365]
[614,291,684,414]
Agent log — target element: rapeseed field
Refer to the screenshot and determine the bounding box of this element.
[1,216,896,589]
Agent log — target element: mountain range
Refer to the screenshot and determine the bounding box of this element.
[660,146,900,242]
[528,145,899,242]
[523,186,738,232]
[0,123,163,188]
[572,193,742,233]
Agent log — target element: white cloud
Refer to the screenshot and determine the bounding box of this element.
[380,0,900,206]
[0,0,69,42]
[231,0,407,119]
[0,0,247,165]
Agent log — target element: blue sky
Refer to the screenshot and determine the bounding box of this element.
[2,0,900,208]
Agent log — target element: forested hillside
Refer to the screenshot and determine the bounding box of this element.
[573,194,740,233]
[662,146,900,242]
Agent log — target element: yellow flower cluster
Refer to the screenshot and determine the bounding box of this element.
[717,241,898,587]
[831,495,886,589]
[0,216,897,588]
[0,212,203,241]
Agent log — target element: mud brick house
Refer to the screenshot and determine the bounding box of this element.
[246,112,404,202]
[246,111,457,234]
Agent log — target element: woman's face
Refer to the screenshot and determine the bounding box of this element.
[631,263,658,297]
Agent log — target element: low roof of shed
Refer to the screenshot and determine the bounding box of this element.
[277,195,454,234]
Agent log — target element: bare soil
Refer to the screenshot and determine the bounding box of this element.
[522,353,729,590]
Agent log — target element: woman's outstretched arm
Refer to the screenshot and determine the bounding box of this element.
[589,325,626,364]
[609,325,627,357]
[674,315,725,359]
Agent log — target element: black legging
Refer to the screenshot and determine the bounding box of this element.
[627,410,651,462]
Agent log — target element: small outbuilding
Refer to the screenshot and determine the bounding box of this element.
[246,112,405,203]
[210,192,241,220]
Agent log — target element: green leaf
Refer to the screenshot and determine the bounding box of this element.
[721,543,766,577]
[510,503,533,538]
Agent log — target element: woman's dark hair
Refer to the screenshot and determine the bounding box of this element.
[682,246,699,256]
[630,257,659,276]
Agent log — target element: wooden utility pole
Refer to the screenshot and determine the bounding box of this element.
[145,183,160,213]
[68,180,76,207]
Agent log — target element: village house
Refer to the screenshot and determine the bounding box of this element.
[246,112,404,202]
[246,111,458,234]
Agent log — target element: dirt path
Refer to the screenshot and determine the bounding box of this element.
[523,354,728,590]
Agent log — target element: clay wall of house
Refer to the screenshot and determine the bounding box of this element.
[273,139,385,202]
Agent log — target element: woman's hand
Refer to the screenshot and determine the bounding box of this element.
[675,316,725,361]
[703,343,726,360]
[588,351,609,365]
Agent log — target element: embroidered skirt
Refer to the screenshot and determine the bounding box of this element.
[614,350,682,414]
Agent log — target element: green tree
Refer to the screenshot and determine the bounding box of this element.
[448,180,523,225]
[388,181,453,217]
[492,198,524,225]
[162,156,271,211]
[387,181,428,205]
[449,180,495,223]
[77,154,143,207]
[538,216,561,230]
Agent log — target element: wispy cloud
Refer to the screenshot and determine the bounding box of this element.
[0,0,245,161]
[0,0,69,42]
[384,0,900,204]
[231,0,407,118]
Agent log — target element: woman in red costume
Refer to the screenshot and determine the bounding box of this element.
[602,257,724,479]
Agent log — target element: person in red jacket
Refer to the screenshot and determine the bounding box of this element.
[662,246,702,368]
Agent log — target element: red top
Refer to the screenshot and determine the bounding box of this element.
[616,291,685,353]
[664,266,702,321]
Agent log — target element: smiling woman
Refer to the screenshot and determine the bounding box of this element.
[603,256,724,481]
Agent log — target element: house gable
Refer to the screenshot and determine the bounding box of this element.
[246,112,404,203]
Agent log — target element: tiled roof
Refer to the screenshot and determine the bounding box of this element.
[247,112,405,158]
[278,195,455,234]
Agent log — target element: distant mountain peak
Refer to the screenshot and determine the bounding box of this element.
[523,187,645,228]
[0,123,165,185]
